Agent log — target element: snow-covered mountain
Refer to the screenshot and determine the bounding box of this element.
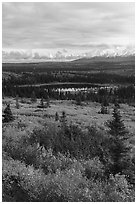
[2,46,135,62]
[84,47,135,58]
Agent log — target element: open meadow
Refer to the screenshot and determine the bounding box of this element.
[2,97,135,133]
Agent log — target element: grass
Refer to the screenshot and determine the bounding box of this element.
[2,97,135,133]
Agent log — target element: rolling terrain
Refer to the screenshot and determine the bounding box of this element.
[2,55,135,76]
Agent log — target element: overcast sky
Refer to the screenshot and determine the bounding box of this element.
[2,2,135,54]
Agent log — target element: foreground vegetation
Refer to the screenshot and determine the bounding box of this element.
[2,97,135,202]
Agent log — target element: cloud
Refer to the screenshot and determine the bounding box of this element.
[2,50,32,60]
[2,45,135,62]
[2,2,135,51]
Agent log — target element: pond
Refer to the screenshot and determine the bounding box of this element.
[16,82,118,96]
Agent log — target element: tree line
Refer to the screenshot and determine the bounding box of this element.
[3,83,135,105]
[3,71,135,85]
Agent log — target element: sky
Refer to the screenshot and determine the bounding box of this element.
[2,2,135,61]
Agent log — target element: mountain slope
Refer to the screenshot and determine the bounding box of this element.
[72,55,135,63]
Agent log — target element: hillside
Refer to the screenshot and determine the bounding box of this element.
[72,55,135,63]
[2,56,135,76]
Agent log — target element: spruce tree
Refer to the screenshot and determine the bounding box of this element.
[100,97,109,114]
[40,97,44,107]
[3,104,14,122]
[106,106,130,174]
[60,111,67,123]
[76,94,82,105]
[114,98,120,109]
[37,97,45,108]
[106,107,127,137]
[100,103,108,114]
[55,112,59,121]
[103,97,109,107]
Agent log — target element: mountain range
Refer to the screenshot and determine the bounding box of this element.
[2,46,135,63]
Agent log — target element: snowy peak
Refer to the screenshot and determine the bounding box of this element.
[83,46,135,58]
[2,46,135,62]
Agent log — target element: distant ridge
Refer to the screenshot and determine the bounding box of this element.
[72,55,135,63]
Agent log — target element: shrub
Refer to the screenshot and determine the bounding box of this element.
[35,148,74,174]
[28,123,110,163]
[28,125,59,150]
[3,118,134,202]
[75,94,82,105]
[3,127,39,166]
[60,111,67,123]
[40,97,44,107]
[55,112,59,121]
[2,158,45,202]
[20,98,31,104]
[2,158,88,202]
[3,156,134,202]
[104,174,135,202]
[83,157,105,180]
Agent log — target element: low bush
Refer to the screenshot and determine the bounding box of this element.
[2,127,40,166]
[83,157,105,180]
[103,174,135,202]
[2,158,88,202]
[3,158,134,202]
[2,116,135,201]
[51,124,113,174]
[34,148,74,174]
